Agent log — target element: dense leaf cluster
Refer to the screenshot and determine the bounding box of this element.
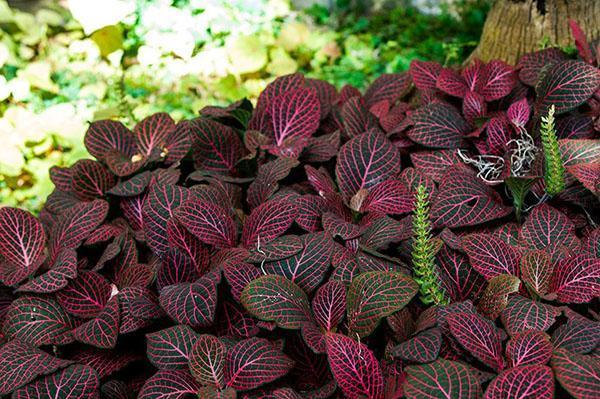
[0,21,598,399]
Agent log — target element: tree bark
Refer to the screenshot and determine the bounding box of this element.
[468,0,600,64]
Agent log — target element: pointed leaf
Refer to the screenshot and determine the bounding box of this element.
[159,279,217,328]
[479,60,516,101]
[408,103,469,148]
[552,318,600,354]
[191,118,243,174]
[519,204,578,251]
[410,60,442,91]
[175,199,236,249]
[73,296,120,349]
[461,234,519,280]
[16,249,78,293]
[437,246,485,302]
[139,369,200,399]
[552,348,600,399]
[361,179,413,215]
[520,249,554,296]
[484,365,553,399]
[12,365,100,399]
[71,159,116,200]
[189,334,226,387]
[312,280,346,331]
[506,331,553,367]
[241,198,298,248]
[56,271,112,318]
[270,87,320,153]
[550,253,600,303]
[501,295,557,336]
[410,150,461,183]
[146,325,199,370]
[392,327,442,363]
[404,358,481,399]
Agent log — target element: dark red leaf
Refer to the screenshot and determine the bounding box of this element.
[550,253,600,303]
[159,278,217,328]
[552,348,600,399]
[500,295,557,336]
[191,118,244,174]
[73,296,120,349]
[392,327,442,363]
[408,103,469,148]
[552,317,600,354]
[410,60,442,91]
[241,197,298,248]
[461,234,519,280]
[517,48,567,86]
[189,334,226,387]
[404,358,482,399]
[146,325,199,370]
[71,159,116,200]
[312,280,346,331]
[484,365,553,399]
[138,369,200,399]
[56,271,112,318]
[506,330,553,367]
[12,364,100,399]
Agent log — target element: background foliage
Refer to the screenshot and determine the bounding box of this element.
[0,0,487,211]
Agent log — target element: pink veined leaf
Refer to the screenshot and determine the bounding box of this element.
[269,86,320,153]
[175,198,237,249]
[462,60,485,92]
[517,48,567,87]
[69,347,142,379]
[164,120,192,165]
[16,248,78,294]
[106,170,149,196]
[295,194,327,232]
[142,184,191,259]
[341,96,378,138]
[3,296,72,346]
[72,296,120,349]
[520,249,554,297]
[460,233,520,280]
[241,275,311,329]
[569,19,595,64]
[448,312,505,371]
[463,90,487,124]
[551,348,600,399]
[56,271,112,318]
[360,179,413,215]
[146,325,199,370]
[222,261,260,302]
[167,219,209,275]
[479,60,517,101]
[506,331,553,367]
[12,364,100,399]
[500,295,557,336]
[0,207,46,286]
[306,77,338,118]
[246,235,303,263]
[431,166,512,228]
[519,204,578,252]
[240,197,298,248]
[303,130,341,162]
[507,97,531,128]
[403,358,482,399]
[118,286,154,334]
[322,211,363,240]
[550,252,600,303]
[359,214,411,250]
[215,300,259,339]
[325,333,384,399]
[253,73,305,117]
[159,278,217,328]
[83,119,137,162]
[436,246,485,302]
[566,162,600,195]
[477,274,521,319]
[408,103,469,148]
[335,129,401,200]
[263,232,333,294]
[0,339,73,395]
[363,73,411,108]
[134,112,175,160]
[485,116,512,156]
[312,280,346,331]
[189,334,226,388]
[535,60,600,114]
[49,165,73,191]
[484,365,553,399]
[437,68,468,97]
[410,150,461,183]
[70,159,117,200]
[347,271,418,338]
[305,164,337,195]
[392,327,442,363]
[49,199,109,259]
[552,317,600,355]
[409,60,442,91]
[247,157,299,209]
[190,118,244,174]
[225,337,294,391]
[138,369,200,399]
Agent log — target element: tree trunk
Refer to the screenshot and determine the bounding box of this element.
[468,0,600,64]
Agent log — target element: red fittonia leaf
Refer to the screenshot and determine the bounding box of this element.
[535,60,600,114]
[461,234,519,280]
[241,275,311,329]
[3,296,72,346]
[550,253,600,303]
[479,60,517,101]
[0,207,46,286]
[506,330,553,367]
[507,97,530,128]
[73,296,120,349]
[16,248,78,294]
[134,112,175,160]
[519,204,578,252]
[463,90,487,124]
[189,334,226,388]
[517,48,567,86]
[247,157,299,209]
[246,234,303,263]
[56,271,112,318]
[0,339,72,395]
[71,159,116,200]
[191,118,244,174]
[341,96,378,138]
[477,274,521,319]
[552,317,600,354]
[436,246,485,302]
[408,103,469,148]
[84,119,137,163]
[225,337,294,391]
[335,130,401,200]
[241,197,298,248]
[325,333,383,399]
[175,199,237,249]
[448,312,505,371]
[143,184,191,259]
[12,365,100,399]
[138,369,200,399]
[392,327,442,363]
[500,295,557,336]
[410,60,442,91]
[552,348,600,399]
[312,280,346,331]
[360,179,413,215]
[431,166,511,228]
[159,278,217,328]
[146,325,199,370]
[269,87,320,156]
[404,358,482,399]
[347,271,417,338]
[263,232,333,294]
[364,73,411,108]
[409,150,461,183]
[484,365,553,399]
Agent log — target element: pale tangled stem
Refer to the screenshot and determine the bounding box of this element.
[457,149,505,184]
[506,126,538,177]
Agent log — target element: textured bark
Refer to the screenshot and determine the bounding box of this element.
[469,0,600,64]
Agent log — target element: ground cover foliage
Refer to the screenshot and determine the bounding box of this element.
[0,19,598,399]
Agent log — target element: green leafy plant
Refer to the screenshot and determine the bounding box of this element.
[540,105,566,196]
[411,185,449,306]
